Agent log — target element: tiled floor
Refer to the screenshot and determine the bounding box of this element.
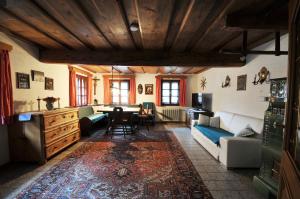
[167,123,264,199]
[0,123,264,199]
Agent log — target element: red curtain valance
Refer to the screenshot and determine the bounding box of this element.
[0,50,13,125]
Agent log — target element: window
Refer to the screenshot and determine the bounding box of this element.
[76,75,88,106]
[161,80,180,105]
[110,80,130,105]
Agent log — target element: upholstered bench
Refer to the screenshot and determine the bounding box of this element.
[78,106,108,135]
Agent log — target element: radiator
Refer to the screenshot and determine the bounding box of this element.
[162,108,181,121]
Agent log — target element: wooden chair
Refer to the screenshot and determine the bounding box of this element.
[136,103,154,132]
[142,102,156,125]
[108,107,132,137]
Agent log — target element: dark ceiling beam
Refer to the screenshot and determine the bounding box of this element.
[1,0,89,50]
[213,32,241,51]
[122,0,143,49]
[170,0,195,49]
[116,0,139,49]
[0,25,40,49]
[187,0,235,51]
[40,50,245,67]
[225,14,288,31]
[2,8,69,49]
[73,0,116,49]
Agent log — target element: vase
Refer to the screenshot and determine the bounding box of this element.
[46,102,54,110]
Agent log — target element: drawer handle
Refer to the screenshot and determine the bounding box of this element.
[50,119,56,124]
[51,133,57,138]
[62,114,66,119]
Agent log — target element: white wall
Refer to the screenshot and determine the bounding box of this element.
[0,33,70,165]
[197,34,289,119]
[93,73,196,107]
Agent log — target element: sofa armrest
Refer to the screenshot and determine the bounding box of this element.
[191,120,198,127]
[219,136,262,168]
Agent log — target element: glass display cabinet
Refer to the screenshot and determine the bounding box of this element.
[253,78,287,199]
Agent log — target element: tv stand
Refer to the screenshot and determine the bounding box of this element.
[185,108,214,128]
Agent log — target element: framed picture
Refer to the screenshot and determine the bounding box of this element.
[237,75,247,91]
[45,77,54,90]
[16,72,30,89]
[31,70,44,82]
[145,84,153,95]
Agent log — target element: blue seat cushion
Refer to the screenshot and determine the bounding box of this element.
[194,125,234,145]
[86,113,107,123]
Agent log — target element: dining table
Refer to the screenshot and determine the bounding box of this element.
[96,106,140,134]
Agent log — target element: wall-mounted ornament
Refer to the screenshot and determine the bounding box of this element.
[252,66,270,85]
[45,77,54,90]
[145,84,153,95]
[16,72,30,89]
[31,70,44,82]
[221,75,231,88]
[200,77,207,90]
[237,75,247,91]
[137,84,143,94]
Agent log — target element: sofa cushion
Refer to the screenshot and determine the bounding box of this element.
[78,106,94,119]
[210,116,220,128]
[215,111,263,135]
[214,112,234,132]
[235,124,256,137]
[229,114,263,135]
[194,125,234,145]
[87,113,107,123]
[198,114,210,126]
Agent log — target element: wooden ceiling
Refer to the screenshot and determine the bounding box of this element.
[79,65,207,74]
[0,0,288,68]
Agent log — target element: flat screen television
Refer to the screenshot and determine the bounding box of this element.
[192,93,212,111]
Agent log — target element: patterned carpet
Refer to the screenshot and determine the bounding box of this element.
[16,130,212,199]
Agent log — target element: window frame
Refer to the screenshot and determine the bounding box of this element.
[161,80,180,106]
[76,74,88,106]
[109,79,130,105]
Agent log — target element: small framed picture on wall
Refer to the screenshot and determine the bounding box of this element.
[45,77,54,90]
[16,72,30,89]
[237,75,247,91]
[31,70,44,82]
[145,84,153,95]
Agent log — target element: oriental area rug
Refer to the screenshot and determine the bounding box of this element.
[16,130,212,199]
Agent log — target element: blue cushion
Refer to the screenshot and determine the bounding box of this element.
[87,113,107,123]
[194,125,234,145]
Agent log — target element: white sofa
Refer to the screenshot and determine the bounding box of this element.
[191,111,263,168]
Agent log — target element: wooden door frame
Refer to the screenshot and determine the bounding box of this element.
[278,0,300,198]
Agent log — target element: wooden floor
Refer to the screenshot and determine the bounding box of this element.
[0,123,263,199]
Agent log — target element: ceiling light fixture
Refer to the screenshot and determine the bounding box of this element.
[130,23,139,32]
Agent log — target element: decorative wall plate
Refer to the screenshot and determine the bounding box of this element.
[137,84,143,94]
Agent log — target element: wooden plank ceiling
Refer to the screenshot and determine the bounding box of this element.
[79,65,207,74]
[0,0,288,72]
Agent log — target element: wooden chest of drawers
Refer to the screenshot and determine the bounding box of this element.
[8,108,80,164]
